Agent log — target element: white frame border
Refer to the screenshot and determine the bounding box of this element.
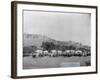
[16,3,97,76]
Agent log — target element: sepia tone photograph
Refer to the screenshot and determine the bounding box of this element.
[23,10,91,69]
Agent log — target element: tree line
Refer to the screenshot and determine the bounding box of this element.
[23,41,90,54]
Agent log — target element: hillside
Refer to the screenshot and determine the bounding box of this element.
[23,33,56,47]
[23,33,90,49]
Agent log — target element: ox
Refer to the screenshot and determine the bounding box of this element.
[34,50,43,57]
[43,50,48,56]
[57,50,62,56]
[75,50,82,56]
[64,50,74,57]
[49,50,57,57]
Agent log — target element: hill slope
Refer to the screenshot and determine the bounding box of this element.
[23,33,89,49]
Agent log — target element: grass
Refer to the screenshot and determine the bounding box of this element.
[23,56,91,69]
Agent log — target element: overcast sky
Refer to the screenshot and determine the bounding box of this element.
[23,10,91,46]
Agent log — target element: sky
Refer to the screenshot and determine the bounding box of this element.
[23,10,91,46]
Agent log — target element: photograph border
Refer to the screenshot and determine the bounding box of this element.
[11,1,98,79]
